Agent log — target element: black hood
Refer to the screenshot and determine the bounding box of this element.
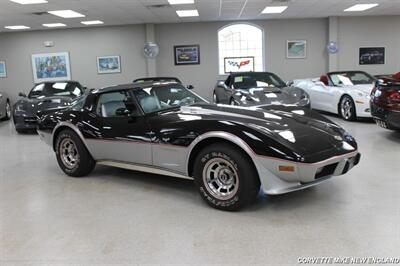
[232,86,307,107]
[14,96,74,116]
[172,103,356,159]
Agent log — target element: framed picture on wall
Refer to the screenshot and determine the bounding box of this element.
[224,57,255,73]
[174,45,200,65]
[0,61,6,78]
[287,40,307,59]
[31,52,71,83]
[97,55,121,74]
[359,47,385,65]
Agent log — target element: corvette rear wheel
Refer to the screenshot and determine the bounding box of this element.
[339,95,356,121]
[55,129,95,177]
[193,143,260,211]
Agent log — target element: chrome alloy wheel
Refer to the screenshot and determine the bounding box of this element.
[202,158,239,200]
[59,138,80,169]
[340,98,353,120]
[5,102,11,118]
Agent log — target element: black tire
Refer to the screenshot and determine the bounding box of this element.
[2,100,11,121]
[339,95,357,121]
[213,92,219,103]
[55,129,95,177]
[193,143,260,211]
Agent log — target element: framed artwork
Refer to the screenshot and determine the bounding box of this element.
[287,40,307,59]
[359,47,385,65]
[224,57,255,73]
[97,55,121,74]
[31,52,71,83]
[0,61,6,78]
[174,45,200,65]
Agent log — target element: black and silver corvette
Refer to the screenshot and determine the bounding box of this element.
[13,81,85,133]
[37,81,360,211]
[214,72,310,108]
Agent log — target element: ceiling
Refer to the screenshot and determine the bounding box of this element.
[1,0,400,32]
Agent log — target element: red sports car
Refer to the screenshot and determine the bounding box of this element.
[371,73,400,130]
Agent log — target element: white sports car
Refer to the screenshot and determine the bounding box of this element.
[293,71,376,121]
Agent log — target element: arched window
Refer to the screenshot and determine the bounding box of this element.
[218,23,264,75]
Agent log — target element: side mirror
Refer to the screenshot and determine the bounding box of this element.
[115,108,131,116]
[217,80,225,88]
[18,92,27,97]
[187,85,194,90]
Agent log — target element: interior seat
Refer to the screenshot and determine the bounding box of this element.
[320,75,329,86]
[101,101,126,117]
[139,95,161,113]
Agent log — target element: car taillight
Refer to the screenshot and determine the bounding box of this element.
[387,90,400,105]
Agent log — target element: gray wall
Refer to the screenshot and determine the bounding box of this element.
[156,19,328,99]
[1,16,399,102]
[337,16,400,74]
[0,25,147,102]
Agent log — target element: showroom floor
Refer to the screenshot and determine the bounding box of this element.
[1,115,399,266]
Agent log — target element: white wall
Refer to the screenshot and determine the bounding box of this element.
[337,16,400,75]
[0,25,147,102]
[156,19,329,99]
[1,16,399,102]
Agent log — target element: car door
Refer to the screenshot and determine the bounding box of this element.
[81,89,153,166]
[308,82,336,112]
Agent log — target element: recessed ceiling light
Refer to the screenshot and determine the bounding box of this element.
[4,25,30,30]
[48,10,85,18]
[168,0,194,4]
[176,9,199,17]
[81,20,104,25]
[9,0,47,4]
[43,23,66,28]
[344,4,378,12]
[262,6,288,14]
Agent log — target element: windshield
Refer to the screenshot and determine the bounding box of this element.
[231,73,286,90]
[134,84,205,114]
[328,72,375,86]
[28,82,83,99]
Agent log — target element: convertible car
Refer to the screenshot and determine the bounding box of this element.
[0,90,11,121]
[370,75,400,130]
[213,72,310,108]
[37,81,360,211]
[293,71,376,121]
[13,81,85,133]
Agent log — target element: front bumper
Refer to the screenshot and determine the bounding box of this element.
[13,114,38,130]
[255,150,360,195]
[354,100,371,118]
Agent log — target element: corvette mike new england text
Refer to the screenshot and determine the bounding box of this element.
[298,257,400,264]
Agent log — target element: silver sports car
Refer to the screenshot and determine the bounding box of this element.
[0,91,11,121]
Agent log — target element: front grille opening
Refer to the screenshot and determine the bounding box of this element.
[315,163,338,179]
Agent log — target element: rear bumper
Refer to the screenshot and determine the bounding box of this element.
[255,151,361,195]
[371,104,400,130]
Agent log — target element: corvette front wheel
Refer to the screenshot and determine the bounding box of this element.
[193,143,260,211]
[339,95,356,121]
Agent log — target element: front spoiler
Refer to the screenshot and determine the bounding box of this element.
[255,151,361,195]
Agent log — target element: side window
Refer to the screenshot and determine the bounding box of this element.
[96,91,139,118]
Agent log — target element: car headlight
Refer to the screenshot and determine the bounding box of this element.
[14,104,25,113]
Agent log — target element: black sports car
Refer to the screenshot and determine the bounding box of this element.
[213,72,310,108]
[37,81,360,211]
[13,81,85,133]
[371,77,400,130]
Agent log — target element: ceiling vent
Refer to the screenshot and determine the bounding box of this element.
[31,11,48,16]
[145,4,170,9]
